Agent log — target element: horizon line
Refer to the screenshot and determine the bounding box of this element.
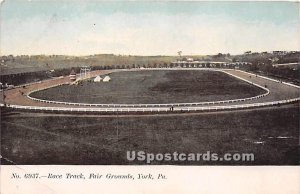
[2,50,299,57]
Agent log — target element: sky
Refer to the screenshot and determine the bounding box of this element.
[1,0,299,56]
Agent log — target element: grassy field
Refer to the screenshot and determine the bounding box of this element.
[1,54,229,75]
[30,70,264,104]
[0,55,178,75]
[1,104,299,165]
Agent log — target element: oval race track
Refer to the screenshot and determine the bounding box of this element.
[0,68,299,114]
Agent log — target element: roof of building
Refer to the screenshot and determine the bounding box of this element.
[70,69,76,75]
[94,75,102,82]
[103,75,111,82]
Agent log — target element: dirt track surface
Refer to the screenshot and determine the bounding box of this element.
[1,70,114,108]
[223,70,299,104]
[0,68,299,112]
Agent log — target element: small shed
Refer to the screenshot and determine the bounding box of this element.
[103,75,111,82]
[69,70,76,81]
[94,75,102,82]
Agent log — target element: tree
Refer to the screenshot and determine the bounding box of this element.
[177,51,182,58]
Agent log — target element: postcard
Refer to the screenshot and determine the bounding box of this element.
[0,1,299,193]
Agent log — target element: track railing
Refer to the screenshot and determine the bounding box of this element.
[25,69,270,108]
[3,97,299,113]
[2,68,299,113]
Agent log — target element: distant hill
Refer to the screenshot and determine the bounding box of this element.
[0,54,178,75]
[0,53,238,75]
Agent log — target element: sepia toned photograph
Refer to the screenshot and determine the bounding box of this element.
[0,1,299,166]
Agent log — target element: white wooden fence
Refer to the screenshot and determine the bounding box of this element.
[1,68,299,113]
[25,69,270,108]
[3,97,299,113]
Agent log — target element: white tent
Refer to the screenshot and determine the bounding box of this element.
[93,75,102,82]
[103,75,111,82]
